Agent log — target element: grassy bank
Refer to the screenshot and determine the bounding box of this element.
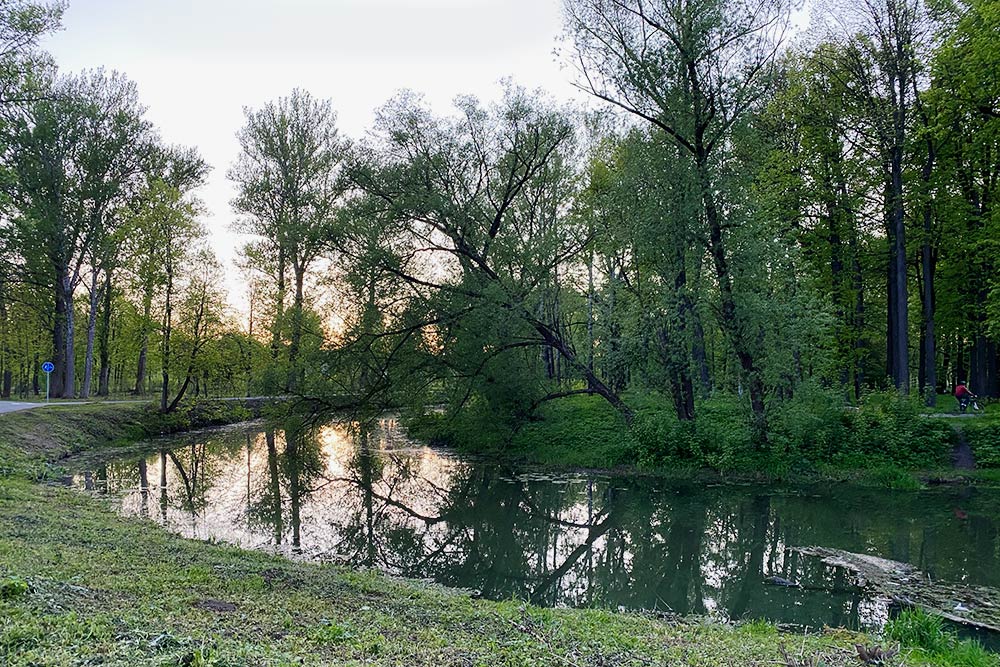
[408,390,1000,488]
[0,400,259,480]
[0,403,995,666]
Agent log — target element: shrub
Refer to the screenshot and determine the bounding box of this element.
[963,424,1000,469]
[865,465,922,490]
[770,383,853,463]
[629,412,699,467]
[845,392,954,469]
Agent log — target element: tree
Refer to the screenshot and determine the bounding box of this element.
[1,70,153,397]
[346,87,634,422]
[126,145,209,396]
[564,0,793,437]
[816,0,934,392]
[121,178,204,411]
[163,247,227,411]
[578,129,702,419]
[930,0,1000,396]
[0,0,63,107]
[229,89,345,391]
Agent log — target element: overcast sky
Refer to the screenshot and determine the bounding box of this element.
[40,0,584,308]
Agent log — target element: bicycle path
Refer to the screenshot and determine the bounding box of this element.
[0,397,277,416]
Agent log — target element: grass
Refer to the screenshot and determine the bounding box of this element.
[0,400,256,479]
[886,609,997,667]
[0,402,995,665]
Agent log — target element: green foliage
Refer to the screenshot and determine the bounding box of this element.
[738,619,779,637]
[886,609,952,652]
[863,465,923,490]
[309,620,355,644]
[412,388,959,479]
[844,393,954,468]
[769,389,953,472]
[964,424,1000,469]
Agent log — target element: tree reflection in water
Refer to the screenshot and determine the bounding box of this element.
[75,419,1000,631]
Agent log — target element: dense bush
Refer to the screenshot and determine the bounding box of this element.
[839,392,954,468]
[407,389,956,477]
[963,423,1000,469]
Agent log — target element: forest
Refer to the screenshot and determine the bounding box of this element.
[0,0,998,465]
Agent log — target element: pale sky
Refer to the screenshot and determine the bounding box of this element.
[40,0,582,309]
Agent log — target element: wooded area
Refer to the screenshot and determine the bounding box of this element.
[0,0,997,437]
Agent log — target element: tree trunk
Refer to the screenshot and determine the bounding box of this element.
[134,281,154,395]
[160,260,173,413]
[890,68,910,393]
[698,153,766,440]
[81,270,100,399]
[529,314,634,423]
[586,240,595,374]
[919,145,936,405]
[61,274,76,398]
[663,264,695,421]
[271,244,286,361]
[691,312,711,396]
[51,277,67,397]
[0,291,9,399]
[287,262,305,390]
[98,272,113,396]
[885,172,897,387]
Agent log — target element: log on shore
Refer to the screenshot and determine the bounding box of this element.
[791,546,1000,633]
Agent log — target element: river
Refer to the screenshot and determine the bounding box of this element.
[69,417,1000,635]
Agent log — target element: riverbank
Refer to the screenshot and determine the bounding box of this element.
[408,391,1000,489]
[0,404,994,666]
[0,399,264,479]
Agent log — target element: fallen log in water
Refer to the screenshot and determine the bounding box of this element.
[791,546,1000,633]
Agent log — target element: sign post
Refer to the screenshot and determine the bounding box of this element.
[41,361,54,403]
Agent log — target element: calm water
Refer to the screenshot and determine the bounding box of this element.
[71,418,1000,632]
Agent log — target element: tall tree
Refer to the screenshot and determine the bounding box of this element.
[229,89,345,391]
[819,0,933,392]
[346,88,635,421]
[564,0,793,437]
[127,145,209,396]
[1,70,152,397]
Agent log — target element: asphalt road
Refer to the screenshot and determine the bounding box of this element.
[0,401,39,414]
[0,396,276,415]
[0,399,151,414]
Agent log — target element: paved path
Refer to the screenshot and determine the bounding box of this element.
[0,399,152,414]
[0,396,280,415]
[0,401,41,414]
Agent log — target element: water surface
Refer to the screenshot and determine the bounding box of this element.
[71,418,1000,633]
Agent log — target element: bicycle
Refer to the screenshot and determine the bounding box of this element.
[958,394,984,414]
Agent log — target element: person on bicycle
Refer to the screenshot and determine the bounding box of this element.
[955,381,977,413]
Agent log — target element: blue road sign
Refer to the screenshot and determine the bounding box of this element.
[41,361,54,373]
